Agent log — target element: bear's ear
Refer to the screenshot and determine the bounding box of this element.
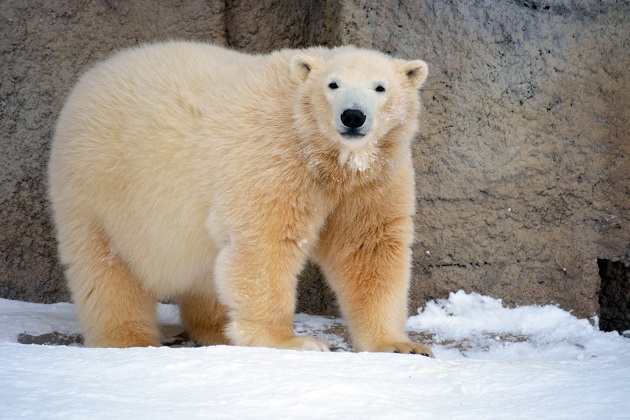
[290,54,319,82]
[396,59,429,89]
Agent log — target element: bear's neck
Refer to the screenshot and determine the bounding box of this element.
[297,130,409,197]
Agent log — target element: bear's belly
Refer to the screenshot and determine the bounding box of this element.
[92,163,222,298]
[103,209,219,298]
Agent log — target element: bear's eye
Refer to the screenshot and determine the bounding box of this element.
[328,82,339,90]
[375,85,386,93]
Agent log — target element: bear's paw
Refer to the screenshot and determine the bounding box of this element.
[370,341,434,357]
[280,336,331,352]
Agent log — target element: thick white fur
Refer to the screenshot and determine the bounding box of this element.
[48,41,432,355]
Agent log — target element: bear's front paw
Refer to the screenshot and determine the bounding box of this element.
[281,336,330,352]
[371,341,434,357]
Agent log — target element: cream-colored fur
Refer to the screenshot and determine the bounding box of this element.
[48,41,432,356]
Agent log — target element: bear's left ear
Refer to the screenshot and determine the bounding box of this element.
[290,54,319,82]
[396,59,429,89]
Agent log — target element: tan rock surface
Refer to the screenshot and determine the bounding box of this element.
[1,1,628,321]
[329,0,629,318]
[0,0,226,302]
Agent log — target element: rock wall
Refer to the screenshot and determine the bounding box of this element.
[0,0,227,302]
[1,0,628,322]
[330,0,630,320]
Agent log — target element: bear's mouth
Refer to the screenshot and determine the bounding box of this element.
[340,129,366,140]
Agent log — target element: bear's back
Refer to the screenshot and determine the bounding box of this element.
[48,42,307,293]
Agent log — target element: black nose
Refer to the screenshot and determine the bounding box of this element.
[340,109,366,129]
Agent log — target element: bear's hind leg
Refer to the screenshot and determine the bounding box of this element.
[178,291,230,346]
[64,224,160,348]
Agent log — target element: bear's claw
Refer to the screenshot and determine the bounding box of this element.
[372,341,435,357]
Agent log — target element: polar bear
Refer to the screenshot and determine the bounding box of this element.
[48,41,432,356]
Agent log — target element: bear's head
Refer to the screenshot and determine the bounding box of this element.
[290,47,428,173]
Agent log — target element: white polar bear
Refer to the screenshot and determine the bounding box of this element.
[48,41,432,356]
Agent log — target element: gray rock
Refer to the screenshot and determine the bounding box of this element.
[330,0,629,319]
[0,0,226,303]
[1,1,628,321]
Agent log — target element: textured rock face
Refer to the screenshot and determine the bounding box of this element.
[1,1,628,320]
[224,0,328,51]
[332,0,629,318]
[0,0,227,302]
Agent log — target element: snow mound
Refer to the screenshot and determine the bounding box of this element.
[407,290,625,362]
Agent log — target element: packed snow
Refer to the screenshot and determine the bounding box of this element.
[1,290,629,419]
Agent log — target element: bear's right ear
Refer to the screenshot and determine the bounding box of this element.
[290,54,318,82]
[396,59,429,89]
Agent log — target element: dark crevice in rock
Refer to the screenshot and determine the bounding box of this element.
[598,258,630,333]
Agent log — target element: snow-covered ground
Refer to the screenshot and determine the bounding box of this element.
[2,290,629,419]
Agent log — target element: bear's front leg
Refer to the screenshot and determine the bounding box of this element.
[314,175,433,357]
[214,237,329,351]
